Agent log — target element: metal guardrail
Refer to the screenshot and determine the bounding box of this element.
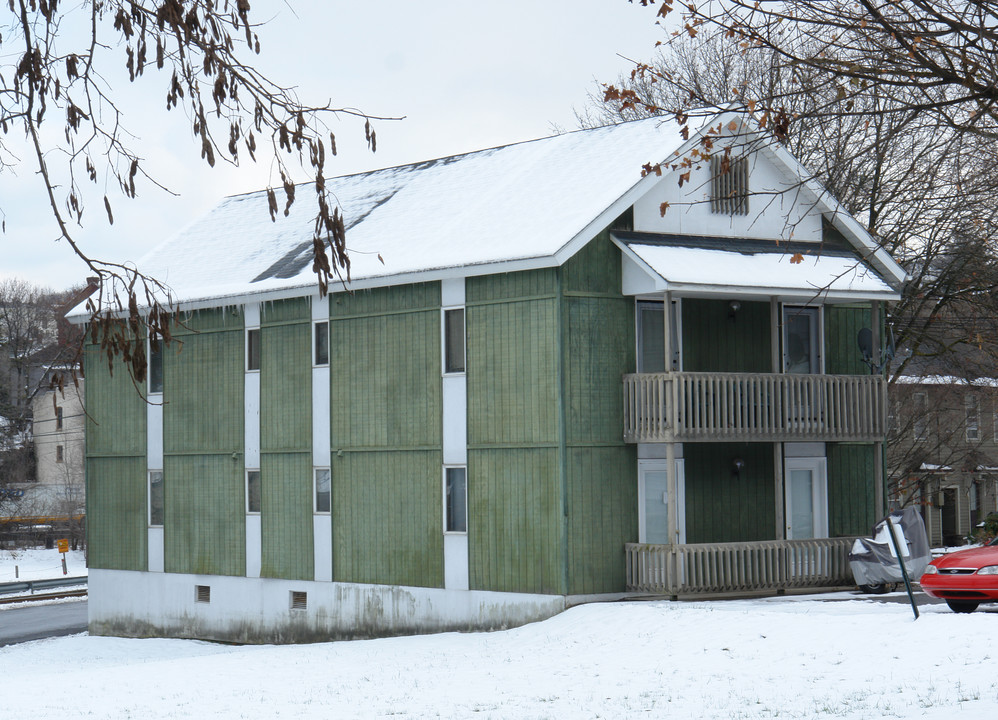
[625,538,858,595]
[0,576,88,596]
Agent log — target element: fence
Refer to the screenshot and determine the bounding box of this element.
[625,537,858,595]
[623,372,885,443]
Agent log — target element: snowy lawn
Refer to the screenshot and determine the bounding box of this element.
[0,547,88,582]
[1,592,994,719]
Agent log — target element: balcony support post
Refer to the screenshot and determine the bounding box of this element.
[662,290,672,373]
[666,439,679,595]
[774,442,785,539]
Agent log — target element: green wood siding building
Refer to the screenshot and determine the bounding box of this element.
[79,113,906,642]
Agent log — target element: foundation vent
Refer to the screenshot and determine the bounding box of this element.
[195,585,211,604]
[290,590,308,611]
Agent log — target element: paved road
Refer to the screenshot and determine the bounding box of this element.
[0,600,87,646]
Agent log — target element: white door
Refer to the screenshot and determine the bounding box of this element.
[638,460,686,544]
[785,457,828,539]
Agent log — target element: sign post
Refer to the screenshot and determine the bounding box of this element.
[57,538,69,575]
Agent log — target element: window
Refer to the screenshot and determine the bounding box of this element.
[445,467,467,533]
[314,321,329,366]
[55,407,63,431]
[710,154,749,216]
[887,400,901,436]
[314,468,331,514]
[149,337,164,394]
[55,445,64,463]
[246,470,261,514]
[149,470,164,526]
[913,392,929,442]
[966,395,980,442]
[443,308,465,374]
[246,327,261,371]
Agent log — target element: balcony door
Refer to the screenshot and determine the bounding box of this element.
[783,306,821,374]
[637,301,680,373]
[638,459,686,544]
[784,457,828,539]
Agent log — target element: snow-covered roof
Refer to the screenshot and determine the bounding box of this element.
[106,116,715,311]
[896,375,998,387]
[69,112,904,316]
[616,237,897,300]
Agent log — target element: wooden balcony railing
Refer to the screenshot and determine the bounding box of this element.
[625,538,858,595]
[623,372,886,443]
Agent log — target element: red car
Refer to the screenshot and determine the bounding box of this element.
[920,537,998,613]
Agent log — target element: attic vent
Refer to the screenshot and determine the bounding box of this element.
[710,155,749,216]
[290,590,307,611]
[195,585,211,604]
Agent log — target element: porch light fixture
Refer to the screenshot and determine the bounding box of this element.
[732,457,745,479]
[728,300,741,319]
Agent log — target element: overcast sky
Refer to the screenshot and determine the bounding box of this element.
[0,1,667,291]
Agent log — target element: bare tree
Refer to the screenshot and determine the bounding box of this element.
[1,3,391,382]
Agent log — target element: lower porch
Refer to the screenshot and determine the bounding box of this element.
[625,537,857,595]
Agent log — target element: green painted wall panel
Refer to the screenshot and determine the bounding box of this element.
[563,296,634,445]
[562,230,621,295]
[84,343,146,457]
[332,450,443,587]
[330,302,440,451]
[261,318,311,453]
[261,452,314,581]
[684,443,776,543]
[86,456,148,570]
[330,282,440,318]
[467,268,558,304]
[682,299,771,373]
[467,297,558,446]
[262,296,310,325]
[469,448,562,594]
[825,305,872,375]
[327,282,443,586]
[827,443,877,536]
[163,310,244,455]
[565,446,637,594]
[163,454,245,576]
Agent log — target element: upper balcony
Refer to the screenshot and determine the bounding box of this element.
[623,371,886,443]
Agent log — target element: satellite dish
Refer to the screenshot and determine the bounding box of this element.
[857,328,874,363]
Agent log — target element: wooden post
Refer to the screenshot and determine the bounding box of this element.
[871,300,885,516]
[663,291,680,595]
[771,298,785,539]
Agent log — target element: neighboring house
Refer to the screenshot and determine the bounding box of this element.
[32,379,85,487]
[76,113,906,643]
[888,375,998,547]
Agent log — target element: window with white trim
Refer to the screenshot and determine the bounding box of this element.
[149,470,164,527]
[966,394,980,442]
[246,469,261,514]
[443,308,465,374]
[55,407,63,431]
[444,466,467,533]
[246,327,261,372]
[314,321,329,367]
[314,468,331,514]
[913,392,929,442]
[149,337,164,394]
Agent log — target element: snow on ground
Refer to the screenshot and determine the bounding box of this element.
[1,592,994,719]
[0,547,87,582]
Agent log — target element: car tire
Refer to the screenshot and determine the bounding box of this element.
[858,583,894,594]
[945,600,979,613]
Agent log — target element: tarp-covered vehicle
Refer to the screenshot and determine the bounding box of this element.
[849,507,930,593]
